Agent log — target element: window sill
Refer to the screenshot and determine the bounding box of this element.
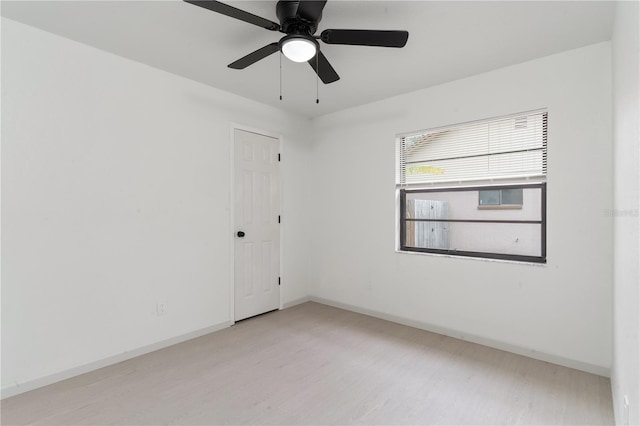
[394,248,546,266]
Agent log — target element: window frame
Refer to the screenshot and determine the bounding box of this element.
[399,182,546,263]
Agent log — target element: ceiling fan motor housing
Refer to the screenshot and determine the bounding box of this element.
[276,0,320,35]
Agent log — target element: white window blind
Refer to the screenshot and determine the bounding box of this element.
[397,110,547,185]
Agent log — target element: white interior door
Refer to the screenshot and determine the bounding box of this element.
[234,128,280,321]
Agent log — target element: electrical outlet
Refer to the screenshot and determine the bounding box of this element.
[156,302,168,316]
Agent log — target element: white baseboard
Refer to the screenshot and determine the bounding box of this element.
[309,296,610,378]
[1,320,232,400]
[282,296,312,309]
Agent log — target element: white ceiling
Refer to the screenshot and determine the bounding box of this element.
[2,0,615,118]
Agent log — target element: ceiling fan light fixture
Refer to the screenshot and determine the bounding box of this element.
[280,35,318,63]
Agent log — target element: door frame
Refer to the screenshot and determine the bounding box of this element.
[229,123,284,324]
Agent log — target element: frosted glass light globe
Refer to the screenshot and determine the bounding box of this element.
[281,38,317,62]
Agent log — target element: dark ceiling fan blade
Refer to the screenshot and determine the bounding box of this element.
[184,1,280,31]
[320,29,409,47]
[228,43,280,69]
[308,50,340,84]
[296,0,327,22]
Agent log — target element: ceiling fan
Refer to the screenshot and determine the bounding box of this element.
[184,0,409,84]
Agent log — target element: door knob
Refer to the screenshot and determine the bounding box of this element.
[237,231,245,238]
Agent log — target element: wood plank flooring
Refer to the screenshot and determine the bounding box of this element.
[1,302,614,425]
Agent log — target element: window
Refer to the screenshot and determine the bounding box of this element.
[400,183,546,262]
[479,188,523,207]
[397,110,547,263]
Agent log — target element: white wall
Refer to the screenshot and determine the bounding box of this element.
[611,1,640,424]
[310,42,613,374]
[1,18,313,395]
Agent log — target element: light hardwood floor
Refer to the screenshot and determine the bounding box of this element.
[2,302,613,425]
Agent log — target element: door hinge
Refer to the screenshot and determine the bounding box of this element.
[278,277,281,286]
[278,153,281,162]
[278,215,281,223]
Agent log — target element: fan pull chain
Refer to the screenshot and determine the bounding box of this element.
[316,53,319,104]
[279,52,283,101]
[280,53,283,101]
